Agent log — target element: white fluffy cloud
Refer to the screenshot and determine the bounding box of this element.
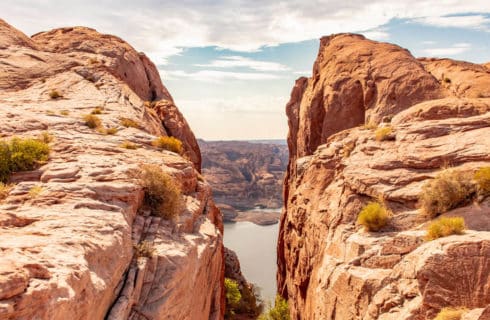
[195,56,290,72]
[423,43,472,56]
[1,0,489,64]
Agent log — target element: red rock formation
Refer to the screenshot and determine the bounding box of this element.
[0,19,222,319]
[278,34,490,319]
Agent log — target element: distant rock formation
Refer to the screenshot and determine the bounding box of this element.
[278,33,490,320]
[199,140,288,211]
[0,19,223,319]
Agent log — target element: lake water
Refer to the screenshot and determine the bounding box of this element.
[224,221,279,302]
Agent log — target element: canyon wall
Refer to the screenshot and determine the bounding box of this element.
[0,20,223,319]
[278,34,490,319]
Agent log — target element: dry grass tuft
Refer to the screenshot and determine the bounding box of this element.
[434,307,467,320]
[91,107,103,115]
[375,126,393,141]
[133,241,155,258]
[49,89,62,99]
[140,164,182,220]
[83,114,102,129]
[420,169,475,218]
[120,117,140,128]
[357,202,390,231]
[28,185,44,199]
[0,182,12,200]
[474,166,490,196]
[426,217,466,240]
[119,141,139,149]
[151,136,183,155]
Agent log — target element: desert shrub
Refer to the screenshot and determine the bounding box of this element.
[28,185,43,199]
[434,307,467,320]
[236,283,263,316]
[375,126,393,141]
[60,110,70,116]
[258,295,290,320]
[97,127,118,135]
[46,110,56,116]
[120,117,140,128]
[420,169,475,218]
[0,182,12,200]
[133,241,155,258]
[443,77,452,84]
[426,217,466,241]
[363,121,377,130]
[49,89,62,99]
[0,138,50,183]
[119,141,139,149]
[225,278,242,319]
[474,166,490,196]
[91,107,103,114]
[83,114,102,129]
[140,164,182,220]
[9,138,50,173]
[357,202,389,232]
[152,136,183,155]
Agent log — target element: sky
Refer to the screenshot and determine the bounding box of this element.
[1,1,490,140]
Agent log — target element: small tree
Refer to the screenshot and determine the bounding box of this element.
[258,295,291,320]
[225,278,242,319]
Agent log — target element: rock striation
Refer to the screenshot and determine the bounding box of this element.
[199,139,288,211]
[0,19,223,320]
[278,34,490,320]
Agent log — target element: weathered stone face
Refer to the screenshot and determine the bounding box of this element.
[278,33,490,320]
[0,19,223,320]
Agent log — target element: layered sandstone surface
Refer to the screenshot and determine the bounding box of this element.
[278,34,490,320]
[0,20,223,319]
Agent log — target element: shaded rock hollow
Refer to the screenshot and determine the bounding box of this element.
[0,19,223,320]
[278,33,490,320]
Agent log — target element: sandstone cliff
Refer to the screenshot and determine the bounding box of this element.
[0,19,223,319]
[278,34,490,320]
[199,140,288,210]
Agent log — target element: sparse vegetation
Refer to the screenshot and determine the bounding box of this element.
[8,138,50,174]
[48,89,62,99]
[474,166,490,196]
[97,127,118,135]
[426,217,466,241]
[236,283,263,317]
[363,121,378,130]
[225,278,242,319]
[28,185,44,199]
[375,126,393,141]
[434,307,467,320]
[46,110,56,116]
[144,101,156,108]
[258,295,290,320]
[133,241,155,258]
[0,182,12,200]
[120,117,140,128]
[419,169,475,218]
[38,131,53,144]
[91,107,103,114]
[443,77,452,84]
[119,141,139,149]
[152,136,183,155]
[140,164,182,220]
[357,201,390,232]
[60,110,70,116]
[83,114,102,129]
[88,57,98,64]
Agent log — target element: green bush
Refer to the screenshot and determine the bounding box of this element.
[225,278,242,319]
[258,295,290,320]
[474,166,490,196]
[434,307,467,320]
[426,217,466,241]
[140,164,182,220]
[357,202,389,231]
[420,169,475,218]
[152,136,183,155]
[0,137,50,183]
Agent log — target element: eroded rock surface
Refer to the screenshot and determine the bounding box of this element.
[278,34,490,320]
[0,19,223,320]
